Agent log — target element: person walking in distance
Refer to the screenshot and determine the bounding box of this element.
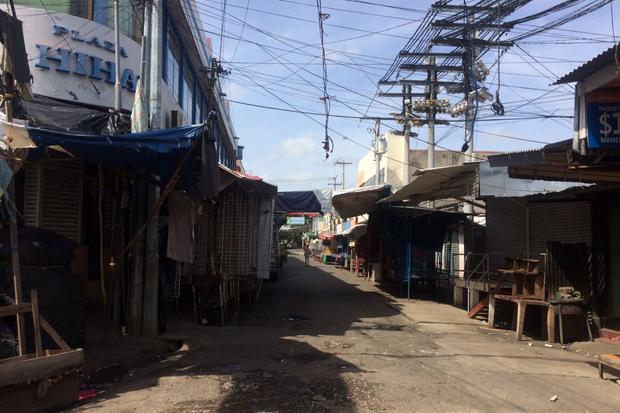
[304,244,311,266]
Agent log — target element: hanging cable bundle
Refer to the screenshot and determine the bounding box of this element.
[492,0,505,116]
[316,0,333,159]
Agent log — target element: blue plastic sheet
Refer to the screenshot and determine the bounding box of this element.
[275,191,322,213]
[27,124,219,199]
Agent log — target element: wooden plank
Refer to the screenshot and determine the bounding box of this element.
[0,349,84,387]
[515,301,526,340]
[0,353,36,365]
[39,316,70,351]
[31,290,43,358]
[0,303,32,318]
[467,295,489,318]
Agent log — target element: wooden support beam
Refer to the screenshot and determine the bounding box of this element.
[0,303,32,318]
[431,3,495,12]
[40,316,71,351]
[432,37,514,48]
[31,290,43,358]
[399,64,463,72]
[379,79,463,87]
[399,51,463,59]
[455,197,486,210]
[432,21,515,30]
[379,92,426,98]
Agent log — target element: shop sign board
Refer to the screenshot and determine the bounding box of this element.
[14,6,141,111]
[587,102,620,148]
[286,216,305,226]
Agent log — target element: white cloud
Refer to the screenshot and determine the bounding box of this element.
[276,136,319,158]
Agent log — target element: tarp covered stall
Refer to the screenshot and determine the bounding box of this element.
[24,124,219,199]
[275,191,322,213]
[332,185,392,219]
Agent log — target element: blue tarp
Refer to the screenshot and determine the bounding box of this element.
[275,191,322,213]
[26,124,219,199]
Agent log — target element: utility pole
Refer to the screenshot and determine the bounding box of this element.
[427,55,437,169]
[464,12,476,164]
[328,176,341,191]
[113,0,121,111]
[335,160,351,190]
[372,119,387,185]
[402,84,412,186]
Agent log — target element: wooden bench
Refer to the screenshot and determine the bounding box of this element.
[599,354,620,379]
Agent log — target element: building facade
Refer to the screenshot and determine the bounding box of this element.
[10,0,238,168]
[356,130,498,189]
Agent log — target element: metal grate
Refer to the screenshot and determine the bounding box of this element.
[217,183,254,277]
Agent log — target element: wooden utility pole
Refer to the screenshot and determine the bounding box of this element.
[335,160,351,190]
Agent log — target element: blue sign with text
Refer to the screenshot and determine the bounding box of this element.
[587,102,620,148]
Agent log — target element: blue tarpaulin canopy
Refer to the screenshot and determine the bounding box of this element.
[275,191,322,213]
[26,124,219,199]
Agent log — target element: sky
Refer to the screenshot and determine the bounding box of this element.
[198,0,620,191]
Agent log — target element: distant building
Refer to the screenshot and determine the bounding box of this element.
[356,130,499,189]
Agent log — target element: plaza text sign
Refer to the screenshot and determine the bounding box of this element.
[35,25,137,92]
[15,6,141,110]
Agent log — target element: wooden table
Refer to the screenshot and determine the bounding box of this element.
[489,294,591,342]
[598,354,620,379]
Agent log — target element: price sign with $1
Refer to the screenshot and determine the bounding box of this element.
[587,103,620,148]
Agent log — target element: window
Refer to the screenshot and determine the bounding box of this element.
[165,27,181,100]
[193,90,201,124]
[181,66,194,118]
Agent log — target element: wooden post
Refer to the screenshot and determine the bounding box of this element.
[98,166,109,344]
[128,181,146,335]
[488,294,496,328]
[3,69,26,356]
[515,301,526,340]
[142,183,160,337]
[547,305,556,343]
[31,290,43,357]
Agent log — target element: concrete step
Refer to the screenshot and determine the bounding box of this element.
[601,328,620,343]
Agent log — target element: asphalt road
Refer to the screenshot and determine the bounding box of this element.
[75,251,620,412]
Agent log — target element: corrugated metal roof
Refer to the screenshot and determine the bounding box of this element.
[332,184,391,218]
[554,45,619,84]
[487,139,571,167]
[379,163,478,204]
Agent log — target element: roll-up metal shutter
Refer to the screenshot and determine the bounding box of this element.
[529,201,591,256]
[485,197,528,267]
[23,160,84,242]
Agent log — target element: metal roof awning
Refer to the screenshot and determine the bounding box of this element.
[380,163,478,204]
[331,185,391,219]
[219,164,277,195]
[487,140,620,184]
[554,45,618,84]
[336,223,368,239]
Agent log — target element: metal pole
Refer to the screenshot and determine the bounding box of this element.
[114,0,121,111]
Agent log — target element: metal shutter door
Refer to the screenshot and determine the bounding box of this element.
[485,198,528,265]
[529,201,591,256]
[24,160,84,242]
